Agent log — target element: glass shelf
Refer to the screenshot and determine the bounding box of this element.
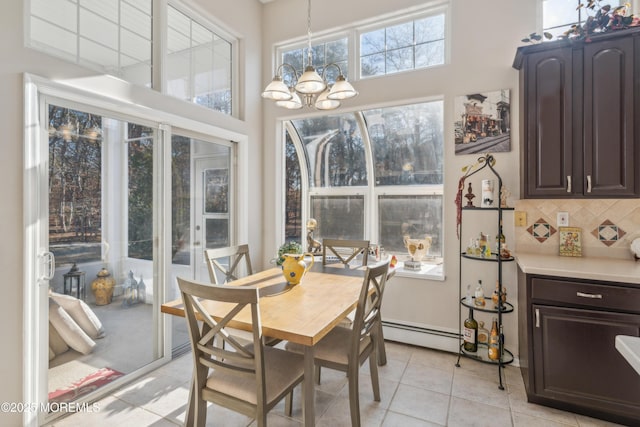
[462,206,514,211]
[461,253,515,262]
[460,298,514,314]
[459,343,514,365]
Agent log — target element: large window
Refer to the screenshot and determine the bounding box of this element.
[360,12,445,78]
[285,100,444,263]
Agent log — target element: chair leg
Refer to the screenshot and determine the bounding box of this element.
[315,365,321,385]
[285,391,293,416]
[257,408,267,427]
[376,319,387,366]
[369,348,381,402]
[348,362,361,427]
[194,397,207,427]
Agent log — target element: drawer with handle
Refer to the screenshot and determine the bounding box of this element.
[530,276,640,313]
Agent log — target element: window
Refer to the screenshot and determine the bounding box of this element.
[29,0,153,87]
[360,12,445,78]
[365,100,444,256]
[542,0,626,38]
[281,37,350,85]
[166,5,233,114]
[284,100,444,267]
[276,4,448,84]
[27,1,236,115]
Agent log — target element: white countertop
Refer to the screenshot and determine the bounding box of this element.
[616,335,640,375]
[515,253,640,285]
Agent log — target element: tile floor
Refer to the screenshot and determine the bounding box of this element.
[47,341,626,427]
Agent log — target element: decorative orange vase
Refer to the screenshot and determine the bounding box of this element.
[91,268,115,305]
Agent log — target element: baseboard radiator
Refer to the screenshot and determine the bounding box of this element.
[382,320,521,367]
[382,320,460,354]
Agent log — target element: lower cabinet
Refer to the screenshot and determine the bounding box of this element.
[519,270,640,424]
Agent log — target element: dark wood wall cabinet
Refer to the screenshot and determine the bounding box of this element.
[518,269,640,424]
[513,28,640,199]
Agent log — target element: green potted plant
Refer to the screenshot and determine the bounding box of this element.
[273,241,303,266]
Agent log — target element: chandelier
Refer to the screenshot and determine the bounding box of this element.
[261,0,358,110]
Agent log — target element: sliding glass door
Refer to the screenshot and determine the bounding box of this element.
[169,134,233,355]
[24,75,242,426]
[45,101,164,415]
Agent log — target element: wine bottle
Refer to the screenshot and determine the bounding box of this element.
[477,320,489,345]
[474,279,485,307]
[463,308,478,352]
[488,317,499,360]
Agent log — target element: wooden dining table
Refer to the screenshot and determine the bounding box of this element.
[161,262,372,426]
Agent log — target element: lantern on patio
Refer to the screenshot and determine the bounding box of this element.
[122,270,138,307]
[63,263,86,300]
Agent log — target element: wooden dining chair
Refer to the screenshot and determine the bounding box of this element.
[321,238,389,366]
[178,277,304,427]
[204,244,279,347]
[286,260,390,427]
[204,244,253,285]
[322,238,370,267]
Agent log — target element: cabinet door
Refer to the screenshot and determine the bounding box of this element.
[523,48,575,198]
[532,305,640,420]
[583,37,637,197]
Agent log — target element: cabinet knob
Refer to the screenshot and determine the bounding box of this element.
[535,308,540,328]
[566,176,572,193]
[586,175,592,193]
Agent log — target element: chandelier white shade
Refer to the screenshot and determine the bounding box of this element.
[261,0,358,110]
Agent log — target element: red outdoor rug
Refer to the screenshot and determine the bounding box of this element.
[48,367,124,404]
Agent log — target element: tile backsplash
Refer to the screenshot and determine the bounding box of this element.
[514,199,640,260]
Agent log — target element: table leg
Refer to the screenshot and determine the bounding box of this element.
[303,345,315,426]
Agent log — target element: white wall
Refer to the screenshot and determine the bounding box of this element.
[261,0,537,353]
[0,1,263,424]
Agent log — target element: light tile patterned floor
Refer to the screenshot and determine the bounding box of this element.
[46,342,625,427]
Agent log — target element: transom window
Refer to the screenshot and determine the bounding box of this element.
[274,3,448,87]
[166,5,233,114]
[281,37,350,86]
[28,0,153,87]
[27,0,236,115]
[360,12,445,78]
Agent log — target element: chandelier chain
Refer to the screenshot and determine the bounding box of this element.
[306,0,313,67]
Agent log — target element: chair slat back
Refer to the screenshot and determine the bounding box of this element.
[322,238,370,267]
[204,244,253,284]
[351,261,390,355]
[178,277,266,387]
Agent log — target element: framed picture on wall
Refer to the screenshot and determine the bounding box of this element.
[454,89,511,155]
[559,227,582,257]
